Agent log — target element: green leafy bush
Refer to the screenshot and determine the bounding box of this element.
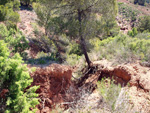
[68,43,82,56]
[136,32,150,40]
[0,24,29,58]
[97,17,120,39]
[97,78,121,111]
[65,54,81,66]
[90,34,150,63]
[138,16,150,32]
[0,5,8,21]
[128,27,138,37]
[20,0,37,6]
[0,0,20,25]
[0,41,39,113]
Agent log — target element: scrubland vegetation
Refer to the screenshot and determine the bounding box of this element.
[0,0,150,112]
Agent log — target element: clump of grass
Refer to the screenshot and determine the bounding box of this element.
[97,78,121,111]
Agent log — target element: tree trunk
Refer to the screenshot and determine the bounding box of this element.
[78,10,92,67]
[80,36,92,67]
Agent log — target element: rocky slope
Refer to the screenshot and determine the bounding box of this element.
[93,60,150,112]
[118,0,150,16]
[26,60,150,113]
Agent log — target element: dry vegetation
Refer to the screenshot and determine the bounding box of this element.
[0,0,150,113]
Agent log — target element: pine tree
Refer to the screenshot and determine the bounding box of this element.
[34,0,118,67]
[138,16,150,32]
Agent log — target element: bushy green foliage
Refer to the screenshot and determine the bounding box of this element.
[0,24,29,58]
[97,78,121,111]
[68,43,82,56]
[0,41,39,113]
[0,5,8,21]
[98,17,120,39]
[128,27,138,37]
[0,0,20,27]
[138,16,150,32]
[20,0,37,6]
[0,0,19,7]
[136,32,150,39]
[90,34,150,63]
[65,40,93,65]
[65,54,82,66]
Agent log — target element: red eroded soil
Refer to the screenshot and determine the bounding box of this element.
[29,64,73,113]
[26,61,150,112]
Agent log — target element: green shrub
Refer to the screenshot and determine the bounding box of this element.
[97,78,121,111]
[0,0,20,24]
[31,23,69,62]
[20,0,37,6]
[90,33,150,63]
[37,52,58,61]
[0,5,8,21]
[128,27,138,37]
[0,24,29,58]
[0,0,20,7]
[136,32,150,40]
[68,43,82,56]
[37,59,46,64]
[65,54,81,66]
[0,41,39,113]
[138,16,150,32]
[97,17,120,39]
[12,0,20,10]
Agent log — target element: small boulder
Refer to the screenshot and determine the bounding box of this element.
[139,72,150,91]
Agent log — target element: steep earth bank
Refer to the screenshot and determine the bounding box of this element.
[28,61,150,113]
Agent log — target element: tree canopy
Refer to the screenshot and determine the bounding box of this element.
[34,0,118,67]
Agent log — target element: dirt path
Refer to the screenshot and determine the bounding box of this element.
[17,6,37,37]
